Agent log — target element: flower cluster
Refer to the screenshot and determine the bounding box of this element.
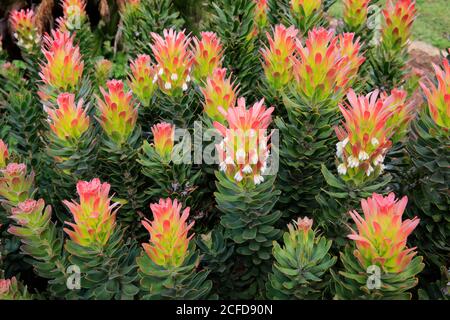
[201,68,238,123]
[150,29,193,97]
[9,9,40,51]
[381,0,416,53]
[46,93,90,144]
[0,163,34,206]
[293,28,364,105]
[141,198,194,267]
[151,122,175,162]
[97,79,139,145]
[63,178,118,247]
[348,193,420,273]
[419,58,450,129]
[0,140,9,169]
[214,98,274,185]
[343,0,371,30]
[128,54,157,106]
[261,24,299,91]
[334,89,393,185]
[292,216,314,234]
[39,30,84,95]
[57,0,88,31]
[191,32,223,82]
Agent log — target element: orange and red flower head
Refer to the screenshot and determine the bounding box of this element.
[381,0,416,53]
[63,178,118,247]
[213,97,274,185]
[142,198,194,267]
[46,93,90,144]
[348,193,419,273]
[39,30,84,93]
[192,32,223,82]
[150,29,193,97]
[9,9,40,51]
[343,0,371,30]
[293,28,364,104]
[419,58,450,129]
[151,122,175,161]
[201,68,238,124]
[335,89,394,185]
[97,79,139,145]
[261,24,299,91]
[128,54,157,106]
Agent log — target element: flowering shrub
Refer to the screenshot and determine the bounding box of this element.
[0,0,445,301]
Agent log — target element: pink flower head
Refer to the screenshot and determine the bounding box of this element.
[0,139,9,168]
[128,54,157,106]
[9,9,40,51]
[191,31,223,82]
[348,193,420,273]
[142,198,194,267]
[213,97,274,185]
[151,122,175,161]
[63,178,118,247]
[381,0,416,52]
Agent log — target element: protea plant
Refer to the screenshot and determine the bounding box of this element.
[137,198,212,299]
[9,9,40,55]
[333,193,424,299]
[128,54,158,108]
[266,217,337,299]
[334,89,393,186]
[260,24,298,94]
[369,0,416,90]
[276,28,364,217]
[0,163,35,209]
[191,32,223,83]
[316,89,400,247]
[97,79,138,146]
[96,80,146,227]
[286,0,324,34]
[213,97,282,298]
[93,59,113,88]
[200,68,238,124]
[63,178,139,299]
[8,199,69,297]
[139,122,201,208]
[43,93,97,219]
[407,58,449,268]
[383,88,416,144]
[38,30,86,104]
[0,277,32,300]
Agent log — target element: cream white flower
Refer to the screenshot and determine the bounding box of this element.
[158,68,164,75]
[171,73,178,81]
[182,83,188,91]
[366,165,374,176]
[186,75,191,82]
[358,151,369,161]
[337,163,347,175]
[234,171,243,182]
[236,148,246,163]
[152,74,158,83]
[225,156,234,165]
[373,154,384,166]
[336,141,344,158]
[347,156,359,168]
[164,82,172,90]
[253,174,264,185]
[242,164,253,174]
[371,137,379,146]
[219,161,227,172]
